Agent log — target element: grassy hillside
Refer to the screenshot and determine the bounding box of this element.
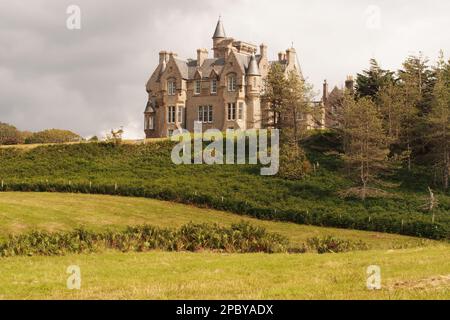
[1,247,449,299]
[0,140,449,239]
[0,192,431,249]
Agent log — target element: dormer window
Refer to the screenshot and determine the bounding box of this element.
[227,74,236,92]
[194,80,201,95]
[168,80,176,96]
[211,79,217,94]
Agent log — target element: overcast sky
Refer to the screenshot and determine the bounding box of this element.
[0,0,449,138]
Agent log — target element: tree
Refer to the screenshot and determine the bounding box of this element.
[25,129,81,144]
[262,63,288,129]
[0,122,23,145]
[355,59,395,100]
[426,51,450,190]
[342,96,389,200]
[397,53,433,170]
[262,65,313,179]
[278,142,311,180]
[376,82,404,142]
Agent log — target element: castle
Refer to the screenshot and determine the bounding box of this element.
[144,18,347,138]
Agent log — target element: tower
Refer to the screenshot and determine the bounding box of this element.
[212,17,226,58]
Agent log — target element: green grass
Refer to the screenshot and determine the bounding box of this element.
[0,141,449,239]
[0,192,432,250]
[0,246,449,299]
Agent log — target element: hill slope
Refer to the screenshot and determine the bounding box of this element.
[0,192,430,249]
[0,141,449,239]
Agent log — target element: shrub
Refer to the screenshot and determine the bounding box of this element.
[306,236,369,254]
[25,129,81,144]
[0,222,289,257]
[0,122,23,145]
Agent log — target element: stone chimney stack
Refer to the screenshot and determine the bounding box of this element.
[345,75,354,92]
[323,80,329,102]
[159,51,169,64]
[260,43,267,59]
[286,48,296,66]
[197,48,208,67]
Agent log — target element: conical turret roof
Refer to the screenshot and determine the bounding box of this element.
[247,54,260,76]
[212,18,226,39]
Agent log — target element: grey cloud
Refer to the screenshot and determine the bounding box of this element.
[0,0,449,138]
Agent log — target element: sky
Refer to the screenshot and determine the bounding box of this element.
[0,0,449,139]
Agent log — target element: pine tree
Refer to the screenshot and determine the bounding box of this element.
[427,51,450,190]
[342,96,389,200]
[355,59,395,100]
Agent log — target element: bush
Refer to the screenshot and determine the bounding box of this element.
[306,236,369,254]
[25,129,81,144]
[0,122,23,145]
[0,222,289,257]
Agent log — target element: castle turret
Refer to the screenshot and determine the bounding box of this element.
[212,17,226,58]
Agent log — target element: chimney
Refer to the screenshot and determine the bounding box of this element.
[159,51,169,64]
[260,43,267,59]
[286,48,296,66]
[323,80,329,102]
[197,48,208,67]
[278,52,285,62]
[345,75,354,92]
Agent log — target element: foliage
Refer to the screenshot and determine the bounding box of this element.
[25,129,82,144]
[306,236,368,254]
[426,52,450,190]
[278,142,311,180]
[0,142,448,240]
[0,222,289,257]
[341,96,390,199]
[0,122,23,145]
[355,58,395,100]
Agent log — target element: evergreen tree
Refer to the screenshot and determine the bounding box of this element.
[342,96,389,200]
[426,51,450,190]
[355,59,395,100]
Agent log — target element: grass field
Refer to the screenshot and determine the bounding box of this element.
[0,247,449,299]
[0,192,433,249]
[0,192,448,300]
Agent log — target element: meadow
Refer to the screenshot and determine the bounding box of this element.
[0,192,448,299]
[1,247,449,299]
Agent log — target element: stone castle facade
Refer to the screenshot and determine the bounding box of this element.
[144,19,333,138]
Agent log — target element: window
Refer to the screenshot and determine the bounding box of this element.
[168,80,176,95]
[195,80,201,95]
[145,116,154,130]
[227,103,236,121]
[227,75,236,92]
[208,106,213,122]
[177,106,184,124]
[211,79,217,94]
[238,102,244,120]
[198,106,213,123]
[167,106,176,123]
